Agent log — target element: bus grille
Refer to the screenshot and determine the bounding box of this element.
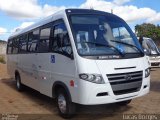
[107,71,143,95]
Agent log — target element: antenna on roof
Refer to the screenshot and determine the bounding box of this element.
[15,28,21,32]
[111,9,113,14]
[90,6,94,10]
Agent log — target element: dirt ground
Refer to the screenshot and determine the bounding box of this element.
[0,63,160,120]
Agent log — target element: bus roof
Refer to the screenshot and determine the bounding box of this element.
[8,8,121,39]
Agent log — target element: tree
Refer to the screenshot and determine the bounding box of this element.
[135,23,160,46]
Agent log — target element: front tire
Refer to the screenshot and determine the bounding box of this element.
[15,73,24,91]
[56,88,76,118]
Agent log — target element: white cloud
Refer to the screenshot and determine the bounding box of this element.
[0,0,159,24]
[0,27,7,35]
[80,0,114,12]
[0,0,42,19]
[0,0,65,19]
[114,6,157,22]
[42,4,66,17]
[12,22,34,33]
[147,13,160,23]
[21,22,34,28]
[113,0,132,5]
[80,0,160,23]
[1,0,160,40]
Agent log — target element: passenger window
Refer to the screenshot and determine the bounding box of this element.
[38,28,51,52]
[7,40,13,54]
[19,35,28,53]
[12,38,19,54]
[52,22,72,56]
[28,29,39,52]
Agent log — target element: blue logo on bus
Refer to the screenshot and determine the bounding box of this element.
[51,55,55,63]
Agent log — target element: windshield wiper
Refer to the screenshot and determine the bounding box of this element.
[80,41,125,57]
[110,40,144,55]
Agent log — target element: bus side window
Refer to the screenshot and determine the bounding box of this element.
[12,38,19,54]
[7,40,13,54]
[28,29,39,53]
[38,27,51,53]
[19,35,28,53]
[52,22,72,56]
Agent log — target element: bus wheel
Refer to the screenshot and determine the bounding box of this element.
[56,88,76,118]
[15,73,24,91]
[117,100,132,106]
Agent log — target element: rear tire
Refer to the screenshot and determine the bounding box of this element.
[117,100,132,106]
[56,88,76,118]
[15,73,24,91]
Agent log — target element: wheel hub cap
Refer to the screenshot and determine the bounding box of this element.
[58,94,67,113]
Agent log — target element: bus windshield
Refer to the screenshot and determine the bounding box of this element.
[70,15,143,57]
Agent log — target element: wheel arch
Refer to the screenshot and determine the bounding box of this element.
[52,81,72,102]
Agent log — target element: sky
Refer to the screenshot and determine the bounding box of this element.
[0,0,160,40]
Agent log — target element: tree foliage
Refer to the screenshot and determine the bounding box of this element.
[135,23,160,44]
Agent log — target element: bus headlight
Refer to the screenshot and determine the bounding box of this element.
[79,74,105,84]
[145,68,150,78]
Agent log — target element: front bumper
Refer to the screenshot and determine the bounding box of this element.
[150,61,160,67]
[149,57,160,67]
[75,76,150,105]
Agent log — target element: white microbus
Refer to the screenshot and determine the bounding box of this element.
[140,37,160,67]
[7,9,150,118]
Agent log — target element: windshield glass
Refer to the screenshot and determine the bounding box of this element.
[142,38,160,55]
[70,15,142,57]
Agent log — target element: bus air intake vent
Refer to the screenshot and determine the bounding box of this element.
[107,71,143,95]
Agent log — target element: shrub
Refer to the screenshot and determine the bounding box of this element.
[0,56,6,64]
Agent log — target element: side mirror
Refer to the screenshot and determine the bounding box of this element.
[144,49,150,55]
